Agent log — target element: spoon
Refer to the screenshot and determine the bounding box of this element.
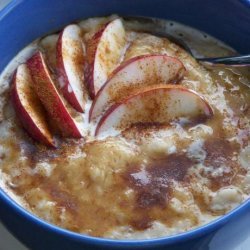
[197,55,250,66]
[123,16,250,67]
[151,32,250,66]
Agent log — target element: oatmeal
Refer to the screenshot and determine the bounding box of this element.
[0,16,249,239]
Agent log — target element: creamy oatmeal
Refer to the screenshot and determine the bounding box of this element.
[0,15,249,239]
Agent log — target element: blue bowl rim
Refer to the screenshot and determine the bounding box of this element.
[0,0,250,248]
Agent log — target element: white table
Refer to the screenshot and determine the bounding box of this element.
[0,0,249,249]
[0,223,26,250]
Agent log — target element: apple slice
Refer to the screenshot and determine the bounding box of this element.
[85,18,126,98]
[95,85,213,136]
[27,51,83,138]
[57,24,87,113]
[90,55,185,121]
[11,64,55,146]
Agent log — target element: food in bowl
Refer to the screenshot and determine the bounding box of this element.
[0,15,249,239]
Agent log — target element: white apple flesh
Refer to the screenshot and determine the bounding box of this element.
[95,85,213,136]
[57,24,87,112]
[85,18,126,98]
[27,51,83,138]
[90,55,186,121]
[11,64,55,146]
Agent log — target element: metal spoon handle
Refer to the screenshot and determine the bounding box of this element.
[198,54,250,66]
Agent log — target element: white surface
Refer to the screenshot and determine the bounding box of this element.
[0,0,249,249]
[0,223,27,250]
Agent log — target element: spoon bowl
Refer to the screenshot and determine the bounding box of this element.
[124,16,250,66]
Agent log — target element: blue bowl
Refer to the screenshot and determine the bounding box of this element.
[0,1,250,249]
